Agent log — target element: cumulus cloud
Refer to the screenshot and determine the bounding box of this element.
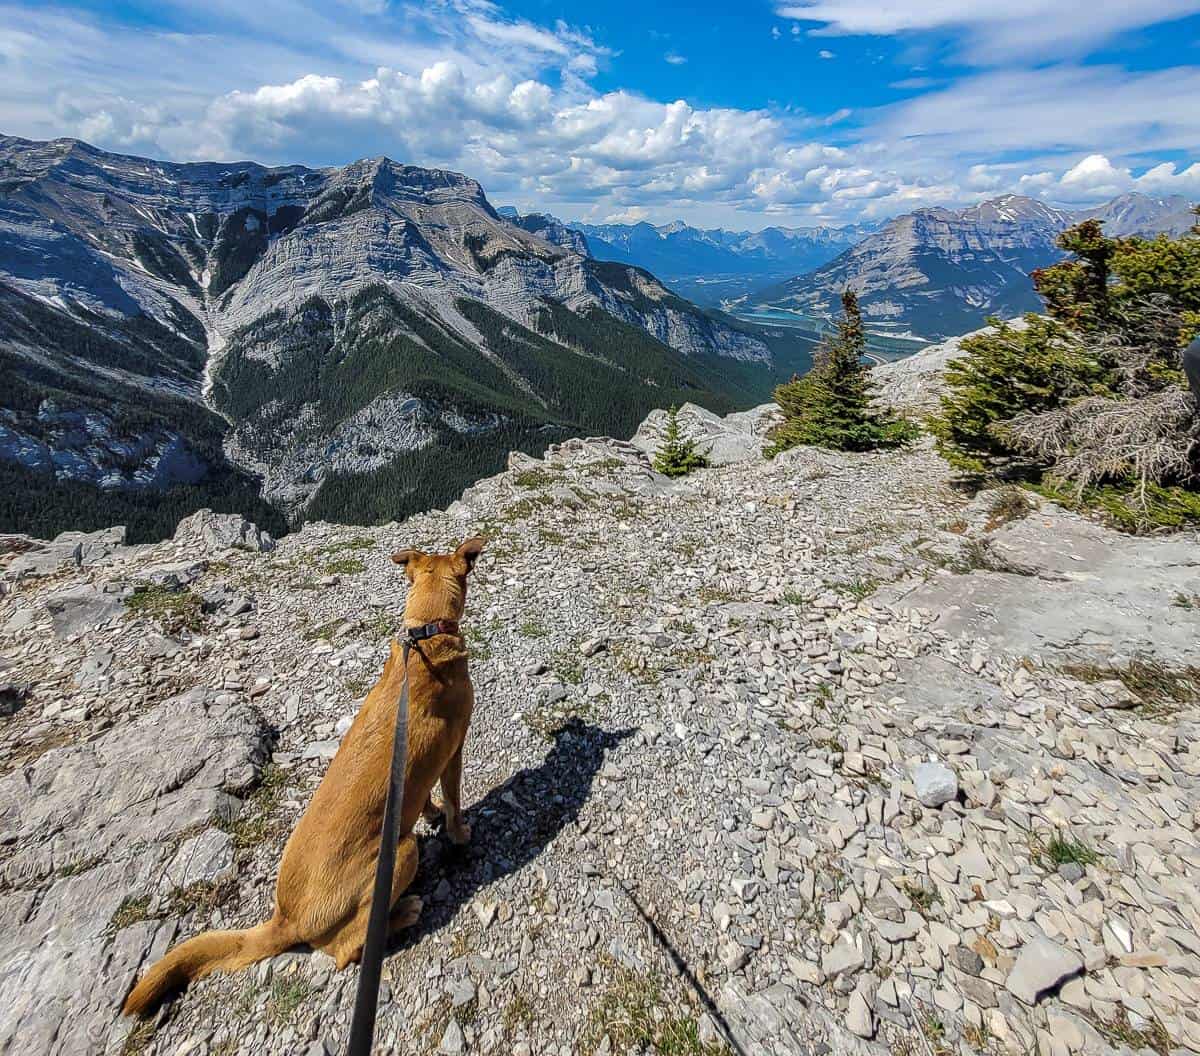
[1047,154,1200,201]
[0,0,1196,227]
[664,52,687,65]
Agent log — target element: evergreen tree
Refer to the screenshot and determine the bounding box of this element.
[934,217,1200,531]
[653,405,709,477]
[766,291,918,456]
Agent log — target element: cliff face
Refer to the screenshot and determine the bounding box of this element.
[0,136,782,530]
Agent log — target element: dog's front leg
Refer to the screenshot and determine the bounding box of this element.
[441,742,470,845]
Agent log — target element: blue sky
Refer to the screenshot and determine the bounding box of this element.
[2,0,1199,227]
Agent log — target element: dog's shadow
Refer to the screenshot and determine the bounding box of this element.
[395,718,632,948]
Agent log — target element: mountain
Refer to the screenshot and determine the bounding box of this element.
[752,192,1194,339]
[1078,192,1196,238]
[498,207,591,256]
[564,218,878,305]
[0,135,813,541]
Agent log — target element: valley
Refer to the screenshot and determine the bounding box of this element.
[0,136,814,542]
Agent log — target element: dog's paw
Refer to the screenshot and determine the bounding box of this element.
[392,895,423,930]
[447,820,472,846]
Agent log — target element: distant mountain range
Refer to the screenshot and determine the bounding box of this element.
[751,192,1195,339]
[0,135,814,541]
[499,210,880,305]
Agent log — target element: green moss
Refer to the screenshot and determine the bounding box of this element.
[218,764,292,849]
[1034,479,1200,533]
[513,468,558,488]
[266,975,314,1025]
[582,965,727,1056]
[109,895,156,932]
[125,585,205,634]
[322,556,366,576]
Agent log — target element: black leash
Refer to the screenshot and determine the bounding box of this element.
[346,620,458,1056]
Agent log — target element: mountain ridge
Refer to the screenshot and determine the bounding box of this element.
[0,134,812,540]
[751,191,1194,338]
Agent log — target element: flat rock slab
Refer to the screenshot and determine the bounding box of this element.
[42,587,124,639]
[0,689,271,1056]
[1005,935,1084,1005]
[882,505,1200,667]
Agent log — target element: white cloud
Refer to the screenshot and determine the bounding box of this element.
[872,65,1200,162]
[775,0,1200,63]
[818,49,835,59]
[664,52,687,65]
[0,0,1196,228]
[604,206,651,223]
[1045,153,1200,202]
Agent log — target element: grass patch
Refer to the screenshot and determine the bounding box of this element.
[984,486,1034,530]
[56,855,103,879]
[697,584,734,604]
[513,468,557,488]
[322,556,366,576]
[164,878,236,918]
[1174,592,1200,609]
[1030,831,1100,870]
[503,992,536,1038]
[218,764,292,850]
[549,649,584,685]
[121,1017,156,1055]
[583,966,727,1056]
[125,585,205,635]
[1059,657,1200,713]
[519,619,547,639]
[523,695,598,740]
[323,536,376,552]
[109,895,156,932]
[780,589,808,606]
[304,617,349,641]
[267,975,314,1026]
[902,879,941,918]
[962,1022,992,1052]
[1087,1006,1171,1056]
[838,576,879,602]
[1034,479,1200,534]
[920,1012,953,1056]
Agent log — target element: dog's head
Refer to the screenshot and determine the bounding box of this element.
[390,536,486,624]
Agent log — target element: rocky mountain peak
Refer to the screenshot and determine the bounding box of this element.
[754,190,1191,338]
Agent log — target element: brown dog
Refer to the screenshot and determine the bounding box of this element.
[123,537,486,1016]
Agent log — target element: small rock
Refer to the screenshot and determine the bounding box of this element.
[846,987,874,1038]
[1005,936,1083,1005]
[911,761,958,808]
[438,1017,465,1055]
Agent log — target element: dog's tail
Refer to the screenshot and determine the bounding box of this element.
[122,915,295,1017]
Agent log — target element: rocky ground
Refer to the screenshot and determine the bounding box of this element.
[2,405,1199,1056]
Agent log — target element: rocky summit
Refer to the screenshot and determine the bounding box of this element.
[2,399,1199,1056]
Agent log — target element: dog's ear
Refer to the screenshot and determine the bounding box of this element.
[454,536,486,573]
[391,549,425,581]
